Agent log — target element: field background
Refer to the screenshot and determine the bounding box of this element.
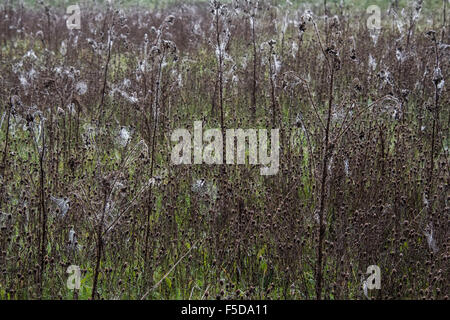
[0,0,448,300]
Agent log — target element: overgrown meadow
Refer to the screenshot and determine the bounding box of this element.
[0,0,448,300]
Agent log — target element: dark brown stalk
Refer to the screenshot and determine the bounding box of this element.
[212,1,228,244]
[427,35,441,223]
[269,50,277,128]
[38,127,47,299]
[99,32,113,115]
[310,18,334,300]
[144,50,165,279]
[0,98,12,207]
[216,8,224,134]
[91,188,108,300]
[315,65,335,301]
[442,0,447,41]
[251,15,257,119]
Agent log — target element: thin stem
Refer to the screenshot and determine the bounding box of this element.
[315,67,334,300]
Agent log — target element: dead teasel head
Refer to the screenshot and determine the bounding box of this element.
[150,45,161,56]
[298,17,306,33]
[433,67,444,95]
[162,40,177,54]
[433,67,443,85]
[425,30,436,41]
[210,0,223,11]
[164,15,175,25]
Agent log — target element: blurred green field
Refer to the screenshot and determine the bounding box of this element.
[1,0,448,301]
[15,0,446,11]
